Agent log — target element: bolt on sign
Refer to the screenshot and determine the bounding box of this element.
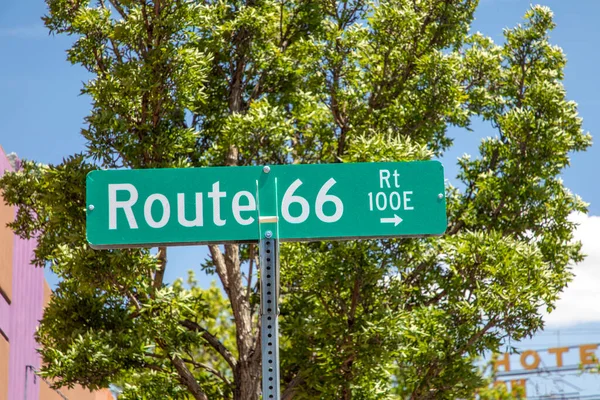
[86,161,447,248]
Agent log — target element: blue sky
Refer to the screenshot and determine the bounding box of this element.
[2,0,600,397]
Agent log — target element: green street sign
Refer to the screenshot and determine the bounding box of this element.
[86,161,446,248]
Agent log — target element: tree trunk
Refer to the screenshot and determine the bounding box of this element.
[233,359,261,400]
[210,243,262,399]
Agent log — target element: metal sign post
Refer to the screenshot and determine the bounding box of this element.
[259,233,280,399]
[257,166,281,399]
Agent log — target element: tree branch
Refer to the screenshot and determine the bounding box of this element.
[179,319,238,371]
[181,357,233,387]
[282,372,304,400]
[209,245,230,293]
[107,0,127,20]
[223,243,254,355]
[171,355,209,400]
[153,246,167,293]
[457,317,498,356]
[348,274,361,327]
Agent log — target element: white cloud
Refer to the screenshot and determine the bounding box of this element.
[543,213,600,327]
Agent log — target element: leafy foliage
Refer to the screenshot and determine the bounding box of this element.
[0,1,590,399]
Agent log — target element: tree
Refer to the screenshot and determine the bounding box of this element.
[476,383,526,400]
[0,0,590,398]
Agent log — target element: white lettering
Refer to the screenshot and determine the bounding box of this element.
[108,183,139,230]
[144,194,170,228]
[379,170,391,189]
[376,192,387,210]
[393,170,400,188]
[403,191,414,210]
[282,179,310,224]
[208,182,227,226]
[177,193,203,227]
[389,191,401,210]
[315,178,343,223]
[232,191,256,225]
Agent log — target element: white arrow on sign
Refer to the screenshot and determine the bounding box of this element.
[380,215,403,226]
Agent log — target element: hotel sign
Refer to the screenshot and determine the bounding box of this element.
[493,343,599,372]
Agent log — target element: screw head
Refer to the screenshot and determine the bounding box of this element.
[88,204,95,211]
[263,165,271,174]
[438,193,444,199]
[265,230,273,239]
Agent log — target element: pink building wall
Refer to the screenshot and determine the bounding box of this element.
[0,147,112,400]
[0,146,44,400]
